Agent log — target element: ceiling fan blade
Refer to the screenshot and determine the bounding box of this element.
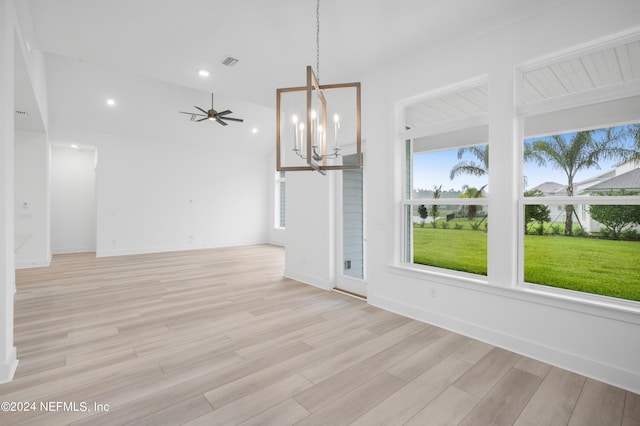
[220,117,244,122]
[216,118,228,126]
[195,106,208,114]
[217,110,232,116]
[180,111,205,116]
[196,117,209,122]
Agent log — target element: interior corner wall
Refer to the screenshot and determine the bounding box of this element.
[0,0,18,384]
[14,130,50,267]
[355,1,640,393]
[284,170,335,290]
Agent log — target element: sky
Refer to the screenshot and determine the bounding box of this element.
[412,133,635,194]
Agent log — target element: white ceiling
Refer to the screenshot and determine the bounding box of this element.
[24,0,569,109]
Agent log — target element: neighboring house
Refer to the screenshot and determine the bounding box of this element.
[530,160,640,233]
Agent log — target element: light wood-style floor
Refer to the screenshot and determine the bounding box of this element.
[2,245,638,425]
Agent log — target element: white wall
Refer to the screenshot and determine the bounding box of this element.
[0,0,49,384]
[14,130,50,266]
[286,0,640,393]
[88,132,269,256]
[0,0,18,384]
[45,54,272,256]
[284,170,335,290]
[50,145,96,254]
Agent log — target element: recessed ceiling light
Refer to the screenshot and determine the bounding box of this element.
[106,99,115,106]
[70,144,79,150]
[252,128,258,134]
[198,69,210,77]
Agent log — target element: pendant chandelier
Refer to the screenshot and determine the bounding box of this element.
[276,0,362,174]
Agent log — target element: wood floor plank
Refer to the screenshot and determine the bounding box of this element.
[0,245,635,426]
[514,367,585,426]
[351,356,473,426]
[238,398,309,426]
[569,378,627,426]
[295,372,406,426]
[189,374,313,426]
[453,346,522,398]
[625,391,640,422]
[405,385,479,426]
[294,326,440,413]
[459,368,543,426]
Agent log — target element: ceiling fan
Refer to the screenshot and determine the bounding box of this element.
[180,93,243,126]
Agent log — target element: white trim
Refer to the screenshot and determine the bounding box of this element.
[0,347,18,384]
[517,26,640,73]
[521,195,640,205]
[401,113,489,140]
[404,198,489,206]
[517,80,640,117]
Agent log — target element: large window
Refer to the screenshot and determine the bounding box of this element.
[400,78,489,278]
[522,124,640,302]
[404,142,489,276]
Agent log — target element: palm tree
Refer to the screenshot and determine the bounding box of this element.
[524,128,635,235]
[449,146,488,180]
[458,184,487,220]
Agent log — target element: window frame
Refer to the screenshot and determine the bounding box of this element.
[400,134,490,280]
[514,28,640,309]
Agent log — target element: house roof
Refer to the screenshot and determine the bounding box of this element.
[586,168,640,191]
[530,181,566,195]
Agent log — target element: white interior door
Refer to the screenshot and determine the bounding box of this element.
[336,154,366,297]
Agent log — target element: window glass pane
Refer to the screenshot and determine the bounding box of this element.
[407,144,489,275]
[412,146,488,199]
[524,203,640,301]
[343,154,364,279]
[413,204,488,275]
[522,124,640,302]
[523,125,638,200]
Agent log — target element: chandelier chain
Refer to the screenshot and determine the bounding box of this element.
[316,0,320,82]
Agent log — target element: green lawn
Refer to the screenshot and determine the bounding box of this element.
[413,226,640,301]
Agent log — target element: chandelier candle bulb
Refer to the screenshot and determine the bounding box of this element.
[292,115,299,151]
[299,122,305,151]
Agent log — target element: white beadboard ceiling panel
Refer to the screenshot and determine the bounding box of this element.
[405,84,488,130]
[521,38,640,104]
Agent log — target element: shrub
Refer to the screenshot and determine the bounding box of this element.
[440,222,450,229]
[454,223,464,230]
[621,229,640,241]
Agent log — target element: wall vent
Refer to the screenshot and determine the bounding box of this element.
[221,56,239,67]
[15,110,30,117]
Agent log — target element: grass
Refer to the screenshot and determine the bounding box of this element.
[413,226,640,302]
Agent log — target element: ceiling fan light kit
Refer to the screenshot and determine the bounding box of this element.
[275,0,362,174]
[179,93,244,126]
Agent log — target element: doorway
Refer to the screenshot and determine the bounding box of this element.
[335,154,366,297]
[50,145,97,254]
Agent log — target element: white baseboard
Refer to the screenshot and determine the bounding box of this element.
[15,254,52,269]
[283,269,332,291]
[368,293,640,394]
[96,240,269,258]
[0,347,18,384]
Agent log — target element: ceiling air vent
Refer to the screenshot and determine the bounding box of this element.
[15,110,30,117]
[221,56,239,67]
